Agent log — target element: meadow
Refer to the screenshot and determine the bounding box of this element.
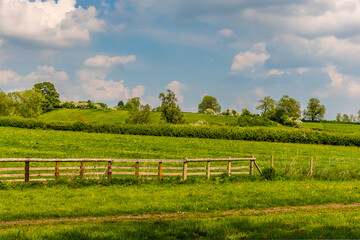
[1,120,360,239]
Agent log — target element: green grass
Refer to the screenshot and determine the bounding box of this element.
[1,210,360,239]
[37,109,239,126]
[1,126,360,179]
[1,180,359,222]
[302,122,360,133]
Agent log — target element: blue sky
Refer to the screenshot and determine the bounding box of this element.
[1,0,360,119]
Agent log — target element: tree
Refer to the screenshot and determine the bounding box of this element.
[0,89,11,116]
[256,96,275,117]
[117,101,125,108]
[303,98,326,121]
[276,95,301,119]
[124,97,141,110]
[342,114,350,122]
[198,95,221,113]
[33,82,60,111]
[336,113,342,122]
[158,89,185,124]
[7,90,46,118]
[358,110,360,122]
[125,104,152,124]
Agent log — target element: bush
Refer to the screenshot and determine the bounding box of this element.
[262,167,276,181]
[0,117,360,147]
[237,115,276,127]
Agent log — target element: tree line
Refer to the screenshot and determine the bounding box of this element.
[1,82,359,125]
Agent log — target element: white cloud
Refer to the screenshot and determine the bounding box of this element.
[267,69,285,76]
[83,55,136,68]
[295,67,310,75]
[0,0,106,48]
[231,50,269,72]
[218,28,234,38]
[132,85,145,98]
[317,64,360,98]
[76,68,143,102]
[166,80,187,103]
[243,1,360,37]
[0,65,70,95]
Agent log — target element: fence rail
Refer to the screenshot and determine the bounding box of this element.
[0,156,262,182]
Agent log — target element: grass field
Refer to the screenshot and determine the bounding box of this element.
[1,126,360,179]
[37,108,360,133]
[1,125,360,239]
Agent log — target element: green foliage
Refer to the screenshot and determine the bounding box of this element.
[303,98,326,121]
[276,95,301,118]
[125,104,152,124]
[237,115,276,127]
[119,97,141,110]
[0,89,11,116]
[256,96,276,116]
[96,102,108,109]
[198,95,221,113]
[4,90,46,118]
[241,108,254,116]
[1,117,360,147]
[33,82,60,111]
[262,167,276,180]
[159,89,185,124]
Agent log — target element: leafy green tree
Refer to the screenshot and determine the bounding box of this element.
[0,89,11,116]
[303,98,326,121]
[241,108,254,116]
[124,97,141,110]
[33,82,60,111]
[342,114,350,122]
[125,104,152,124]
[158,89,185,124]
[117,100,125,109]
[276,95,301,119]
[96,102,108,109]
[256,96,275,117]
[336,113,342,122]
[198,95,221,113]
[8,90,46,118]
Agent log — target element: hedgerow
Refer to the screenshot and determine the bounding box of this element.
[0,117,359,146]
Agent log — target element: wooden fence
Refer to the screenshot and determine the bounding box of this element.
[0,156,262,182]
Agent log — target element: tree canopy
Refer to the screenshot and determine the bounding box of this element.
[33,82,60,111]
[198,95,221,113]
[159,89,185,124]
[303,98,326,121]
[256,96,275,117]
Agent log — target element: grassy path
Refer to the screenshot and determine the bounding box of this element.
[2,203,360,226]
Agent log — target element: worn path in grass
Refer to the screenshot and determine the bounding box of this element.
[2,203,360,226]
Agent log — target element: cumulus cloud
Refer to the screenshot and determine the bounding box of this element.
[231,43,270,72]
[267,69,285,76]
[218,28,234,38]
[83,55,136,68]
[76,68,144,102]
[317,64,360,98]
[0,65,70,94]
[166,80,187,103]
[0,0,106,47]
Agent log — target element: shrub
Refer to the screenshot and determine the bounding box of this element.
[262,167,276,181]
[237,115,276,127]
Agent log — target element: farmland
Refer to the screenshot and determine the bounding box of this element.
[1,123,360,239]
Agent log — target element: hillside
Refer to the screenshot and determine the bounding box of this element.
[36,108,360,133]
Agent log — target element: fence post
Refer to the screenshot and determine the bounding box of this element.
[55,161,59,180]
[183,158,188,181]
[309,156,313,176]
[206,161,211,180]
[135,162,139,178]
[158,162,162,181]
[108,161,112,179]
[250,154,254,176]
[271,155,274,168]
[80,161,85,179]
[227,158,231,177]
[25,159,30,182]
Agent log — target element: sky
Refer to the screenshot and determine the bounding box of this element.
[0,0,360,119]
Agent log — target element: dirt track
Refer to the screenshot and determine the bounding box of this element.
[1,203,360,226]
